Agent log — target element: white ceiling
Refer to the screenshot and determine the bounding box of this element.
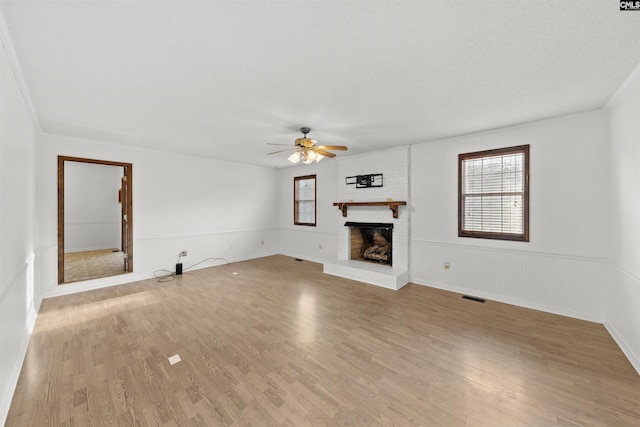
[2,1,639,168]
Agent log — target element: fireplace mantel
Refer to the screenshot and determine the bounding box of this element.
[333,201,407,218]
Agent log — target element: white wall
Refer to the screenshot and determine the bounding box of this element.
[277,160,340,263]
[38,133,279,297]
[605,62,640,374]
[0,14,39,425]
[276,115,610,321]
[410,111,608,322]
[64,161,122,252]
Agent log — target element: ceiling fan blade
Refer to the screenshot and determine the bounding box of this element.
[295,137,316,147]
[267,148,296,155]
[313,148,336,158]
[315,145,348,151]
[266,143,293,146]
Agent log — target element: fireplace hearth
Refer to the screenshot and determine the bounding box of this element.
[345,222,393,266]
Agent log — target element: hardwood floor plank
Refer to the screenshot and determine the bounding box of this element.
[6,255,640,426]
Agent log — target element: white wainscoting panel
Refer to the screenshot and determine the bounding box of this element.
[0,254,40,425]
[604,262,640,375]
[278,228,338,264]
[411,240,606,322]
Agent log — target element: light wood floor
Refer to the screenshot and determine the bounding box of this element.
[7,255,640,426]
[64,248,126,283]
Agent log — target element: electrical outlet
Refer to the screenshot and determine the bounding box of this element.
[180,250,187,257]
[261,240,264,245]
[319,244,322,250]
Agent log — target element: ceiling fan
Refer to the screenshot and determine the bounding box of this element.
[267,127,348,164]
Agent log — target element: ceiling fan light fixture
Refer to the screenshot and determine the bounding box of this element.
[274,127,345,164]
[306,150,317,163]
[288,151,301,163]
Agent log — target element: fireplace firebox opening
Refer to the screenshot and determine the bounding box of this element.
[345,222,393,266]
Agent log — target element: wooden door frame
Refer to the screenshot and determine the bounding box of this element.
[58,156,133,284]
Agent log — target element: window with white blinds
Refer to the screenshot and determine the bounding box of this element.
[294,175,316,226]
[458,145,529,241]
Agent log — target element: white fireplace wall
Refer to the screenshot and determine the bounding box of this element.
[336,146,410,271]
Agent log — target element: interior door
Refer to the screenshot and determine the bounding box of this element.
[58,156,133,284]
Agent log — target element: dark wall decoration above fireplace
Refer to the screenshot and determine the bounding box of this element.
[345,173,383,188]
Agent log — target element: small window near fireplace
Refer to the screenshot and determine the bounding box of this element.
[294,175,316,226]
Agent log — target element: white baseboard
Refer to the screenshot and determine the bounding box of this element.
[604,322,640,376]
[0,294,41,426]
[278,251,329,265]
[0,335,29,425]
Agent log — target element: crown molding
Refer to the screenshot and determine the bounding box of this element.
[0,5,42,132]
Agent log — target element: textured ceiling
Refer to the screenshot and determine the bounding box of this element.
[2,1,639,168]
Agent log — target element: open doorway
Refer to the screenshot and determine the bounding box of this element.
[58,156,133,284]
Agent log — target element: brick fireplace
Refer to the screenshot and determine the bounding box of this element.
[323,146,410,290]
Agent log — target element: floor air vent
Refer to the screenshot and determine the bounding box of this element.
[462,295,486,303]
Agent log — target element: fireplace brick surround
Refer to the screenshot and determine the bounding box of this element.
[324,146,410,290]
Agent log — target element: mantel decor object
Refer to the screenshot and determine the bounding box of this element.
[345,173,383,188]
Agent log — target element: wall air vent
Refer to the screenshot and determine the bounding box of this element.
[462,295,486,303]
